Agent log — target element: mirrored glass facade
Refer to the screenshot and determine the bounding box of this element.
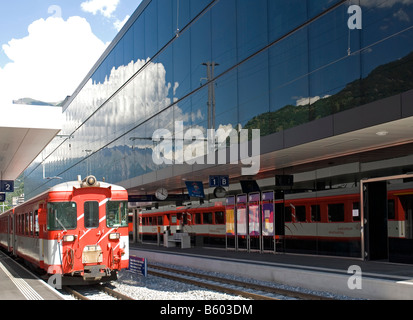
[24,0,413,258]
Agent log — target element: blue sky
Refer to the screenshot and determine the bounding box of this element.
[0,0,142,103]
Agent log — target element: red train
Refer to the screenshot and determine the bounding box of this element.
[0,176,129,284]
[136,184,413,257]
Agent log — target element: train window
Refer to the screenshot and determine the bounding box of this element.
[203,212,213,224]
[311,205,321,222]
[328,203,344,222]
[295,206,306,222]
[284,206,292,222]
[215,211,225,224]
[157,216,163,225]
[182,213,188,225]
[195,213,202,224]
[47,202,77,231]
[388,199,395,220]
[84,201,99,228]
[34,210,39,236]
[106,201,128,227]
[25,213,29,235]
[352,202,360,222]
[30,212,33,235]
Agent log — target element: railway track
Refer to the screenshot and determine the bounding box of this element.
[63,284,135,300]
[149,264,333,300]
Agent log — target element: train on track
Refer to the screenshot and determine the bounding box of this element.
[136,183,413,257]
[0,175,129,284]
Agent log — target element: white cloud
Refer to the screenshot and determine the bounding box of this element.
[296,95,331,106]
[81,0,120,18]
[0,16,108,104]
[114,15,130,31]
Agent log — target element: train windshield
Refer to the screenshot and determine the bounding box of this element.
[47,202,77,231]
[106,201,128,228]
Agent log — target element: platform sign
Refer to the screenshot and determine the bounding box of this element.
[209,175,229,187]
[236,194,247,236]
[262,191,275,236]
[248,193,260,236]
[128,256,148,277]
[0,180,14,193]
[225,196,235,235]
[0,193,5,202]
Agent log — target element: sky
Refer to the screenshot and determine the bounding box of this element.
[0,0,142,104]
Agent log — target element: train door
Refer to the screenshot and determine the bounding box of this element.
[361,174,413,264]
[389,195,413,263]
[362,181,388,261]
[401,196,413,239]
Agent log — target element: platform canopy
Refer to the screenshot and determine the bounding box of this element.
[0,104,63,181]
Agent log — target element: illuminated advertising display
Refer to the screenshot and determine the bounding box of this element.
[262,191,274,236]
[236,194,247,236]
[225,196,235,236]
[248,192,260,236]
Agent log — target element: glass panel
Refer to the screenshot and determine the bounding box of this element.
[106,201,128,227]
[84,201,99,229]
[309,4,361,119]
[268,0,307,42]
[307,0,341,18]
[145,0,158,59]
[158,0,174,47]
[361,0,413,105]
[190,10,212,91]
[268,28,309,134]
[124,26,135,67]
[238,53,270,127]
[173,31,191,101]
[47,202,77,231]
[133,12,145,61]
[173,0,190,34]
[237,0,268,61]
[211,0,237,74]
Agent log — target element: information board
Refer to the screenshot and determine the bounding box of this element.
[225,196,235,235]
[262,191,275,236]
[248,192,260,236]
[128,256,148,277]
[236,194,247,236]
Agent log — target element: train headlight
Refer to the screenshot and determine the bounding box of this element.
[109,233,120,240]
[63,235,76,242]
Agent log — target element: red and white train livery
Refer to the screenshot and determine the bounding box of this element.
[0,176,129,284]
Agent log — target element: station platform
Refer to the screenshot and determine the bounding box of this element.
[130,242,413,300]
[0,251,65,300]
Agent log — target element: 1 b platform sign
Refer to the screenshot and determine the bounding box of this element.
[209,175,229,187]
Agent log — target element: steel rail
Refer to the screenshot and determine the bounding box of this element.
[150,264,334,300]
[148,269,278,301]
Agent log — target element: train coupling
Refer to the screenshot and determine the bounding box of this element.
[83,265,112,280]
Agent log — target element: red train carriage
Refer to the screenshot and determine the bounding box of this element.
[138,204,226,246]
[136,185,413,256]
[0,176,129,284]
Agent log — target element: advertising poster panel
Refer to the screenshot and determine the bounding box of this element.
[236,194,247,236]
[225,196,235,235]
[248,192,260,236]
[262,191,275,236]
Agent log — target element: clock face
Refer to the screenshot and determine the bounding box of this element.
[155,187,168,201]
[213,187,227,198]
